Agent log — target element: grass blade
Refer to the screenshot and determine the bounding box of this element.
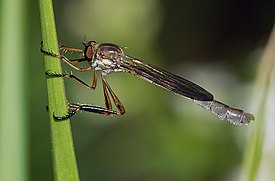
[0,0,28,180]
[39,0,79,180]
[241,25,275,181]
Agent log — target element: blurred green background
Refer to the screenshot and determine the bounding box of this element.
[1,0,275,180]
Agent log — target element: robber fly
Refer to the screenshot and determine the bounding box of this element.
[41,41,254,125]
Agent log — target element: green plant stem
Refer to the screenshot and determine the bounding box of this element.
[0,0,28,180]
[39,0,79,180]
[241,25,275,181]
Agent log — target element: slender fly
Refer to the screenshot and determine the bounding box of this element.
[41,41,254,125]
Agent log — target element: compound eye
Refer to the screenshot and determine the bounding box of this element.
[85,46,93,59]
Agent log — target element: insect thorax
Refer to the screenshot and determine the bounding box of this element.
[92,43,127,74]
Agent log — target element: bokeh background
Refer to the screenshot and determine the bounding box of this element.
[1,0,275,180]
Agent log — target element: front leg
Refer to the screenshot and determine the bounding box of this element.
[59,44,84,53]
[41,41,91,72]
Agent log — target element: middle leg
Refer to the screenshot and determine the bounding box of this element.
[46,69,97,90]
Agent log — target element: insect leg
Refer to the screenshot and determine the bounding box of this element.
[102,76,113,111]
[45,70,98,89]
[59,44,84,53]
[102,75,125,115]
[41,41,91,72]
[53,102,119,120]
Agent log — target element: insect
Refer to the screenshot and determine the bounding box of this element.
[41,41,254,125]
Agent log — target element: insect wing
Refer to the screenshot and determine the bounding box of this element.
[120,55,214,101]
